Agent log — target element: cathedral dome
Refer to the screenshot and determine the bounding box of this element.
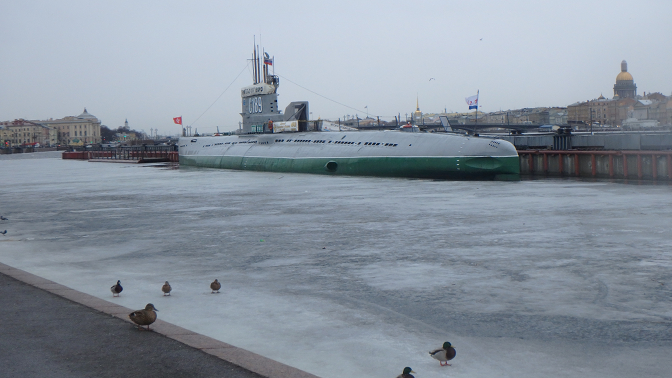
[613,60,636,99]
[616,71,633,82]
[616,60,633,82]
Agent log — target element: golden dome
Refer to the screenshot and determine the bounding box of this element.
[616,71,633,81]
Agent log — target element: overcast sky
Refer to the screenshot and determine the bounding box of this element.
[2,0,671,135]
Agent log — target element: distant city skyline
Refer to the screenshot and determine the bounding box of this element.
[2,0,671,135]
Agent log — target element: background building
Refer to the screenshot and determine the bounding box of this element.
[0,119,57,147]
[1,109,102,147]
[567,60,646,127]
[43,108,102,146]
[412,98,423,124]
[613,60,637,99]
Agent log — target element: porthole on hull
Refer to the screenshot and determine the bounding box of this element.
[325,161,338,172]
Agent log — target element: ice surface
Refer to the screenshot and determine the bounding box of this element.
[1,152,671,378]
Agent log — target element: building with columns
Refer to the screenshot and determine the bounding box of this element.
[44,108,102,146]
[0,119,57,147]
[568,60,642,127]
[567,97,636,128]
[613,60,637,99]
[1,109,102,147]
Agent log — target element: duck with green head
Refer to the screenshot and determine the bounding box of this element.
[429,341,456,366]
[110,280,123,297]
[397,366,415,378]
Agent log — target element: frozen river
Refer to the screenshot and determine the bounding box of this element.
[1,151,671,378]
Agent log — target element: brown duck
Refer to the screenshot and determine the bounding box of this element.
[129,303,158,330]
[210,279,221,293]
[162,281,172,296]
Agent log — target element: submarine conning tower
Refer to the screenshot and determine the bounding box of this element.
[240,45,309,134]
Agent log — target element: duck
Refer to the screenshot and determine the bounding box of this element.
[397,366,416,378]
[129,303,158,330]
[210,279,221,293]
[162,281,172,296]
[1,216,8,220]
[0,230,6,235]
[110,280,123,297]
[429,341,456,366]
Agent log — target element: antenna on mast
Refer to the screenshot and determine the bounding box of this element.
[256,44,260,84]
[252,36,257,84]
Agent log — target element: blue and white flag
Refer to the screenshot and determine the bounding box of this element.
[465,91,479,110]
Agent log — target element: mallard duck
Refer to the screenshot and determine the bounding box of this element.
[110,280,123,297]
[0,216,8,220]
[129,303,158,330]
[397,366,415,378]
[429,341,456,366]
[210,279,221,293]
[162,281,172,296]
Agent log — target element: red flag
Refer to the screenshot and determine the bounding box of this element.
[173,116,182,125]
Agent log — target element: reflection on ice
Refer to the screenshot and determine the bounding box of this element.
[1,153,671,378]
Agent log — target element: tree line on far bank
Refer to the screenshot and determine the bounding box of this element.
[100,125,143,143]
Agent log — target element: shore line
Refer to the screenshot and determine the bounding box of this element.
[0,262,320,378]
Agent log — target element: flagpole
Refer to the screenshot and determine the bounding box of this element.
[475,90,479,123]
[474,90,479,135]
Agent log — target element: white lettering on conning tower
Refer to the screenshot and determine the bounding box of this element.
[241,84,274,98]
[248,97,263,114]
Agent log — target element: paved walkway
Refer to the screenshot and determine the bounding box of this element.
[0,263,319,378]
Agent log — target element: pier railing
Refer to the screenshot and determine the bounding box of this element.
[519,150,672,180]
[63,145,178,163]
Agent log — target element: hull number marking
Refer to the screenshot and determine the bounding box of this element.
[248,97,263,113]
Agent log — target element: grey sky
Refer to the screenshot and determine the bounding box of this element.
[2,0,671,135]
